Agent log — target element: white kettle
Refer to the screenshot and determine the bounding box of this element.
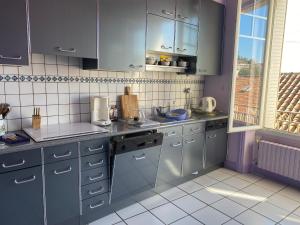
[199,97,216,113]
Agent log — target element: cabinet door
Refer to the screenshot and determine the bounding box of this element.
[197,0,224,75]
[175,21,198,56]
[30,0,97,58]
[176,0,199,26]
[147,0,176,19]
[0,167,44,225]
[99,0,146,71]
[45,159,80,225]
[205,128,227,169]
[147,14,175,54]
[182,133,204,176]
[0,0,29,65]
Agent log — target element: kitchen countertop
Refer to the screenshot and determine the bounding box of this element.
[0,113,228,155]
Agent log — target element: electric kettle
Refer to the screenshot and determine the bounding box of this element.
[199,97,217,113]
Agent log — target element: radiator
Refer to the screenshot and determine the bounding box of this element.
[257,140,300,181]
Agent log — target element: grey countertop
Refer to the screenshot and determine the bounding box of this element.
[0,113,228,155]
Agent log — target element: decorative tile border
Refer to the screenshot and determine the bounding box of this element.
[0,74,204,84]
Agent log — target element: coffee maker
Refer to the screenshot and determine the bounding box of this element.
[90,97,111,126]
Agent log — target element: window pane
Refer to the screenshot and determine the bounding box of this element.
[241,0,254,14]
[240,15,253,36]
[253,18,267,38]
[254,0,269,17]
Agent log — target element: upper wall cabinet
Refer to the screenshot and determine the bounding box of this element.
[147,14,175,54]
[196,0,224,75]
[0,0,29,65]
[147,0,176,19]
[176,0,199,26]
[29,0,97,58]
[175,21,198,56]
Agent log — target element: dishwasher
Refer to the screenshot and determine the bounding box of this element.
[110,130,163,204]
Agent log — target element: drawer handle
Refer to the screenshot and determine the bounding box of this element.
[88,160,104,167]
[208,134,217,139]
[89,200,105,209]
[0,54,22,60]
[185,139,195,144]
[88,145,104,152]
[162,9,174,16]
[178,14,188,20]
[191,128,201,133]
[176,48,187,52]
[166,131,176,137]
[192,171,199,175]
[161,45,173,50]
[89,173,104,181]
[14,175,36,185]
[53,151,72,159]
[171,142,182,147]
[89,187,104,195]
[133,154,146,161]
[54,166,72,175]
[2,159,26,168]
[56,47,76,53]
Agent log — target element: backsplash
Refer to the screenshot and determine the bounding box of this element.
[0,54,204,131]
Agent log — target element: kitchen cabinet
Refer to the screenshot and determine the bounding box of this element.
[146,14,175,54]
[0,0,29,65]
[147,0,176,19]
[45,159,80,225]
[175,21,198,56]
[196,0,224,75]
[30,0,97,58]
[97,0,146,71]
[205,128,227,169]
[176,0,199,26]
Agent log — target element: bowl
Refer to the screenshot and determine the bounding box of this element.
[166,109,187,121]
[160,61,171,66]
[146,57,157,65]
[178,61,188,67]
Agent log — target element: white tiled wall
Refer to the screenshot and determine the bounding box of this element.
[0,54,204,131]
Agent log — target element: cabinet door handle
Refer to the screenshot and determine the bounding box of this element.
[88,160,104,167]
[162,9,173,16]
[185,139,195,144]
[2,159,26,168]
[177,48,187,52]
[177,14,188,20]
[191,128,201,133]
[89,200,105,209]
[192,171,199,175]
[161,45,172,50]
[56,47,76,53]
[208,134,217,139]
[54,166,72,175]
[89,173,104,181]
[89,187,104,195]
[14,175,36,185]
[53,151,72,159]
[166,131,176,137]
[0,54,22,60]
[171,142,182,147]
[133,154,146,161]
[88,145,104,152]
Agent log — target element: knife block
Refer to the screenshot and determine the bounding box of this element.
[32,115,41,129]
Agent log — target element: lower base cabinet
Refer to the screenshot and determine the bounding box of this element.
[0,166,44,225]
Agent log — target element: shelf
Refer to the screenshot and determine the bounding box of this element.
[145,65,186,73]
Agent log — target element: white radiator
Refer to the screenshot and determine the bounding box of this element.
[257,140,300,181]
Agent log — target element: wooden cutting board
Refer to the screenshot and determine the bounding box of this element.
[120,86,139,119]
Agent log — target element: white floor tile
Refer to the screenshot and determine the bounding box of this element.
[177,180,204,194]
[193,175,219,187]
[173,195,206,214]
[252,202,290,222]
[280,214,300,225]
[207,182,239,196]
[235,210,275,225]
[294,208,300,217]
[140,194,169,210]
[89,213,122,225]
[215,168,238,176]
[114,222,126,225]
[223,220,242,225]
[227,191,265,208]
[206,170,232,181]
[211,198,247,217]
[192,189,224,204]
[160,187,187,201]
[243,184,275,198]
[267,194,300,212]
[223,176,252,190]
[236,173,262,183]
[125,212,164,225]
[192,206,230,225]
[151,203,187,224]
[116,203,146,220]
[171,216,204,225]
[279,187,300,203]
[255,179,286,192]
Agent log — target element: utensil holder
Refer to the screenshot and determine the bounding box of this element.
[32,115,41,129]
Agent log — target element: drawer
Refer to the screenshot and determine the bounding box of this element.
[183,122,205,136]
[82,193,109,216]
[43,143,78,164]
[81,166,108,186]
[162,136,183,150]
[80,138,109,157]
[81,153,107,171]
[0,149,41,173]
[159,126,183,139]
[81,179,109,200]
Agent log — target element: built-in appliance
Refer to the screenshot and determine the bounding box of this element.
[91,96,111,126]
[199,97,217,113]
[23,123,108,142]
[110,130,163,204]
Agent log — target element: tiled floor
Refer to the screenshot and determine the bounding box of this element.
[90,168,300,225]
